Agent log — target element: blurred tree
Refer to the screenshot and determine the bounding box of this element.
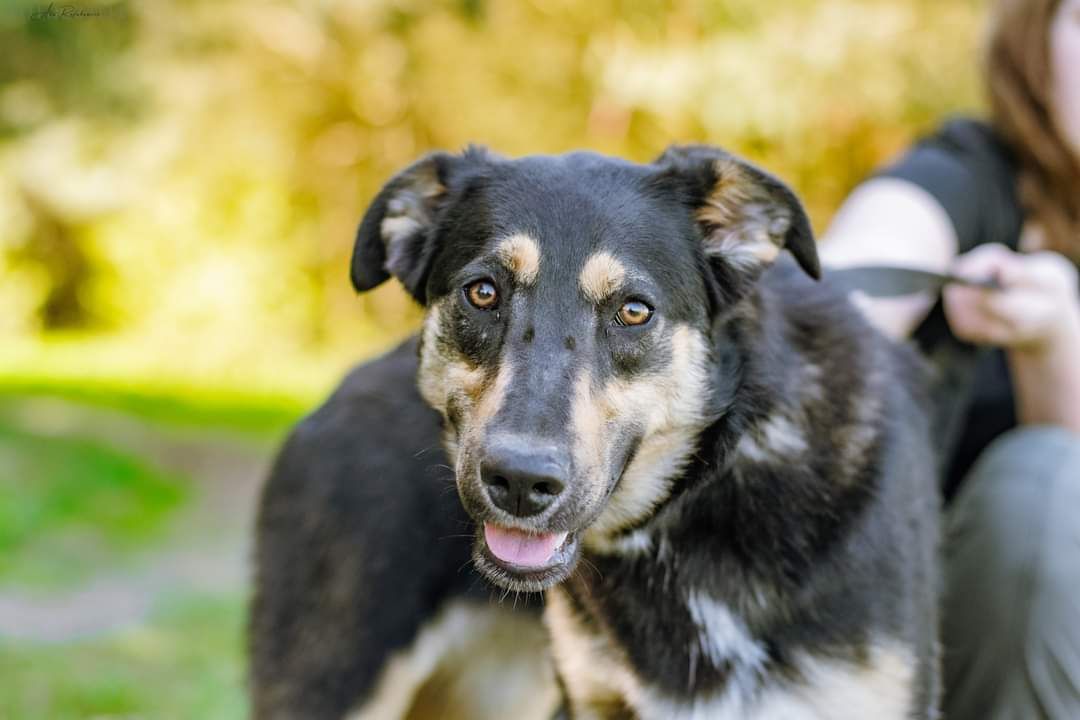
[0,0,984,385]
[14,193,97,328]
[0,0,138,329]
[0,0,138,137]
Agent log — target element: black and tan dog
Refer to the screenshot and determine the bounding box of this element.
[250,145,940,719]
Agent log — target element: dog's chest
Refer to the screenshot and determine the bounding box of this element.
[543,580,768,718]
[543,583,917,720]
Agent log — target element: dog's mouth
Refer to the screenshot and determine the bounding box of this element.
[474,522,580,592]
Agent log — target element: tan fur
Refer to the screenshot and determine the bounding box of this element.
[578,251,627,304]
[495,233,541,286]
[574,323,712,544]
[473,357,513,428]
[838,363,885,483]
[545,588,644,719]
[417,303,484,417]
[696,158,789,271]
[349,601,558,720]
[417,301,512,473]
[696,158,753,227]
[568,369,606,507]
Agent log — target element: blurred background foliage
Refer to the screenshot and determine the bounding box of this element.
[1,0,984,398]
[1,0,987,716]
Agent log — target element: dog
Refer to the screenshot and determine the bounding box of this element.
[250,144,940,719]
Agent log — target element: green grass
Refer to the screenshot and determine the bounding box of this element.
[0,419,189,588]
[0,377,307,437]
[0,592,248,720]
[0,382,286,717]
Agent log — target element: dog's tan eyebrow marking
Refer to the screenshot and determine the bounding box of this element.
[579,251,627,304]
[495,233,541,286]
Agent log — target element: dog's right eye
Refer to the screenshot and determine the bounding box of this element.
[615,299,653,327]
[465,279,499,310]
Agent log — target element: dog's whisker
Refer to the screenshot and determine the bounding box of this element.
[577,556,603,584]
[413,445,442,458]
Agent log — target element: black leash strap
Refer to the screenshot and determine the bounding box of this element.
[827,265,1001,298]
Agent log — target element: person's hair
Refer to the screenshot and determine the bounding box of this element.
[986,0,1080,261]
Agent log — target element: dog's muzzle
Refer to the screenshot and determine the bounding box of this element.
[469,433,580,580]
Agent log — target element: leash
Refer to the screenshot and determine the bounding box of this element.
[826,264,1001,297]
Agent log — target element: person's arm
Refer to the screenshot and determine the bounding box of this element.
[819,177,959,339]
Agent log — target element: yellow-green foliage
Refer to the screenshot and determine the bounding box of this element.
[0,0,983,392]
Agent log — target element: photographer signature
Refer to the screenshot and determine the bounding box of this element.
[29,3,124,21]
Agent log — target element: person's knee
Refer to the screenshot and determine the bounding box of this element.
[971,425,1080,482]
[944,426,1080,719]
[991,427,1080,629]
[951,425,1080,553]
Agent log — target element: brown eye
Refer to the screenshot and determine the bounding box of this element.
[465,279,498,309]
[616,299,652,326]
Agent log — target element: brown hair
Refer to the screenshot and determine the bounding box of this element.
[986,0,1080,261]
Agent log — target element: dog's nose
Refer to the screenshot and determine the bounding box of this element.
[480,436,567,517]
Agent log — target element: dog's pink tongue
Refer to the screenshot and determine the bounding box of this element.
[484,523,567,568]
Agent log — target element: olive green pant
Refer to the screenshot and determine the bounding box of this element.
[943,426,1080,720]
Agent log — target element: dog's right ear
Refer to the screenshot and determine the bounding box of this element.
[652,144,820,283]
[351,149,488,304]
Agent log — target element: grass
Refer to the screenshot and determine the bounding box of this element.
[0,368,309,588]
[0,418,189,589]
[0,330,393,437]
[0,378,300,717]
[0,592,248,720]
[0,377,307,437]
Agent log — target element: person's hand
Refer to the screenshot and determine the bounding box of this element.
[945,242,1080,431]
[943,243,1080,353]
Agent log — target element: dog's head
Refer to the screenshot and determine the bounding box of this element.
[352,145,818,591]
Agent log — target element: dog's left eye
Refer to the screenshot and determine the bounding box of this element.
[465,279,499,309]
[615,299,653,327]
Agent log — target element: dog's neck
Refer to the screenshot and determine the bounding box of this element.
[549,275,900,703]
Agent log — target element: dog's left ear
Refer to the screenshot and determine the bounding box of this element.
[653,144,820,281]
[351,147,493,304]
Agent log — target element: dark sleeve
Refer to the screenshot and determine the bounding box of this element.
[876,118,1024,253]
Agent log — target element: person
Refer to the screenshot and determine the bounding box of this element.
[820,0,1080,717]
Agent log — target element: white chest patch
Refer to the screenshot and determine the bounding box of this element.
[548,586,917,720]
[685,591,767,671]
